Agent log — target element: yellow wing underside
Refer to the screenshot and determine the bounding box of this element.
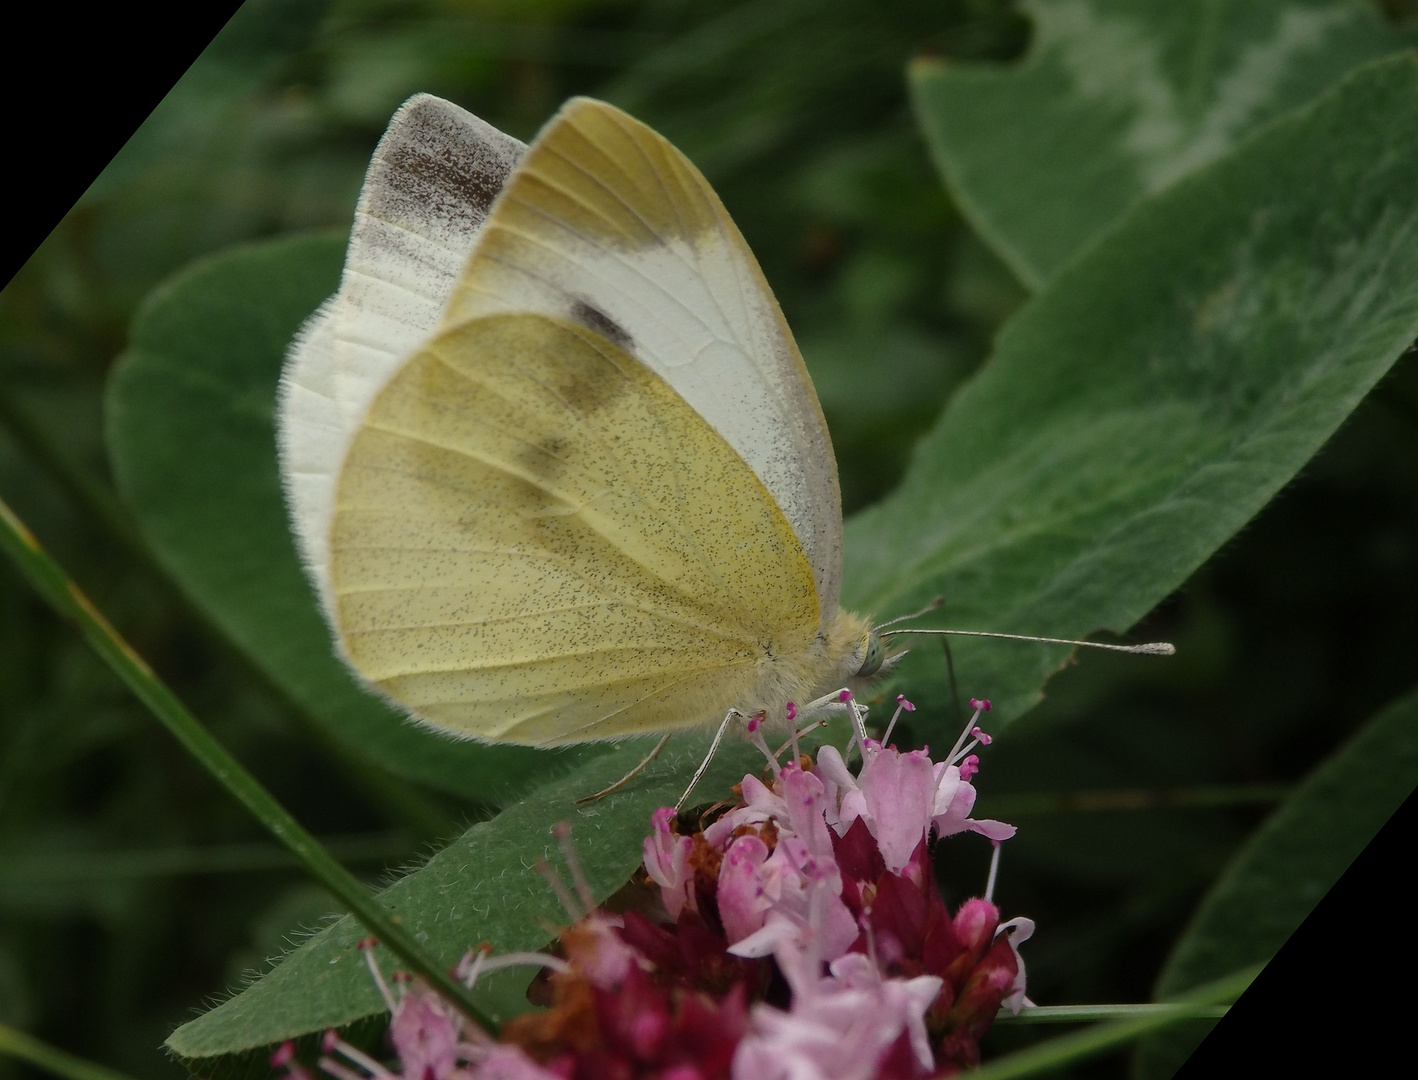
[330,314,819,745]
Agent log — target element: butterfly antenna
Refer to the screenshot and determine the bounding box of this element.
[874,595,945,632]
[888,628,1175,655]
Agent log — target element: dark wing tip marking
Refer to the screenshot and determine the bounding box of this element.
[570,298,635,353]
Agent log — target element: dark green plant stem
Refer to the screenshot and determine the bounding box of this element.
[0,1022,141,1080]
[972,964,1261,1079]
[0,494,499,1034]
[0,388,454,836]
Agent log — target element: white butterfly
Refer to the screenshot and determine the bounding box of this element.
[276,94,1170,798]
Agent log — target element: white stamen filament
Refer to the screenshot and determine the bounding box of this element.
[773,721,826,760]
[535,858,585,923]
[950,737,981,767]
[746,721,782,776]
[985,841,1002,903]
[319,1057,375,1080]
[475,951,572,979]
[946,706,985,764]
[553,823,596,914]
[882,701,908,747]
[361,946,397,1013]
[458,948,487,989]
[328,1038,396,1080]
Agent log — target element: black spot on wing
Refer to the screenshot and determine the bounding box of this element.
[570,299,635,353]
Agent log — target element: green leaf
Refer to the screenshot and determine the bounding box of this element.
[147,54,1418,1065]
[1132,688,1418,1078]
[105,234,589,803]
[845,55,1418,725]
[164,733,767,1062]
[910,0,1408,289]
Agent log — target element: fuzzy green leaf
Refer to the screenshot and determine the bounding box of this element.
[1132,688,1418,1078]
[846,55,1418,726]
[910,0,1407,288]
[105,235,588,803]
[164,734,765,1062]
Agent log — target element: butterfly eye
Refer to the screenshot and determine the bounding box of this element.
[855,632,885,679]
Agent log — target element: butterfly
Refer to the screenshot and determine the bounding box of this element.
[277,93,888,765]
[277,94,1171,794]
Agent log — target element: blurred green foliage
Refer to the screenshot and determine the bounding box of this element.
[1,2,1416,1079]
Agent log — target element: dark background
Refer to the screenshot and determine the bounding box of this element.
[1,2,1415,1077]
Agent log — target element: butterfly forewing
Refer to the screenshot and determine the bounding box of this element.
[438,98,844,614]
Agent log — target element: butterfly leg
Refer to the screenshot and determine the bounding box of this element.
[797,688,871,761]
[573,732,672,804]
[674,709,741,812]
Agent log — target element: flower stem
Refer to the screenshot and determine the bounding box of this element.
[996,1002,1229,1024]
[0,1022,139,1080]
[0,495,498,1034]
[970,963,1262,1079]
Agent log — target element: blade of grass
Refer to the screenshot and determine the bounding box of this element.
[971,963,1262,1079]
[0,1022,141,1080]
[996,1003,1229,1025]
[0,493,498,1034]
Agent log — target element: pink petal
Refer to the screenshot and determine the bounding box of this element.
[860,747,937,873]
[388,984,463,1080]
[470,1044,563,1079]
[643,807,695,919]
[780,766,837,861]
[997,916,1035,1015]
[967,818,1018,842]
[718,834,774,944]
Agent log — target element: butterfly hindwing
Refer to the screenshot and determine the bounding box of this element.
[330,314,819,744]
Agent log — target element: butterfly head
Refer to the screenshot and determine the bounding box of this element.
[830,613,903,689]
[855,630,886,679]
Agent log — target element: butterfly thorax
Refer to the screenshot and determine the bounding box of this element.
[737,608,875,726]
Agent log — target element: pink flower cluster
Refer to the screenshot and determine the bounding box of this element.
[272,697,1031,1080]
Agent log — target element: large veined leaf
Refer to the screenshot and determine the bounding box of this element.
[161,54,1418,1067]
[1132,687,1418,1078]
[106,235,590,803]
[910,0,1407,289]
[165,733,767,1063]
[845,54,1418,727]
